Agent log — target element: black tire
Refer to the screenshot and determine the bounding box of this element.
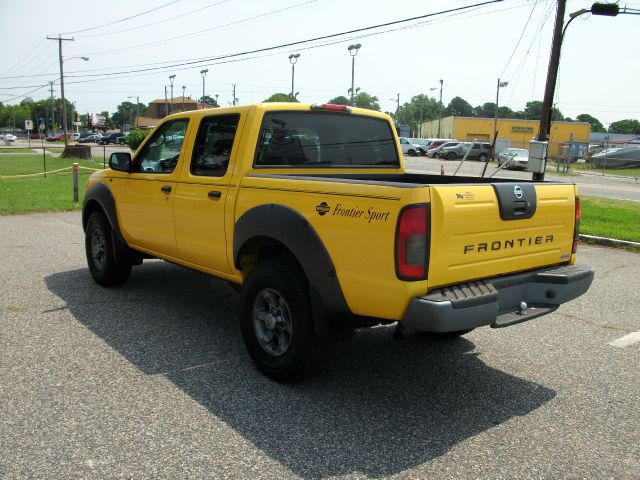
[85,211,132,286]
[239,259,333,382]
[408,149,416,157]
[478,153,488,162]
[447,152,458,160]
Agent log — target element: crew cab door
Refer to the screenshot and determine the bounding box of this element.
[111,118,190,256]
[173,113,244,273]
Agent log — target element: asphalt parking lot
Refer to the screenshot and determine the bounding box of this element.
[1,212,638,479]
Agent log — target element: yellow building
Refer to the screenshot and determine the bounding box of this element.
[421,116,591,157]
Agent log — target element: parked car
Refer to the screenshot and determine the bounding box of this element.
[438,141,492,161]
[98,133,125,145]
[3,134,17,144]
[29,132,45,139]
[426,140,459,158]
[398,137,422,156]
[497,148,529,170]
[407,138,430,155]
[46,133,65,142]
[79,133,102,143]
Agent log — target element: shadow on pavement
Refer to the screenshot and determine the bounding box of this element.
[46,262,556,479]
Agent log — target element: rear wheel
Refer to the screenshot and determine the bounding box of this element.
[408,149,416,157]
[239,259,333,382]
[447,152,458,160]
[85,211,132,286]
[478,153,488,162]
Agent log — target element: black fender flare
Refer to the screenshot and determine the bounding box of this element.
[233,204,352,339]
[83,182,130,260]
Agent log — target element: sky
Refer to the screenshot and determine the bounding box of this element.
[1,0,639,127]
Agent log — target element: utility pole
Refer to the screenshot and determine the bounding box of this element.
[232,84,237,106]
[49,81,55,134]
[534,0,566,181]
[438,79,443,138]
[169,75,176,114]
[47,35,74,147]
[164,86,168,117]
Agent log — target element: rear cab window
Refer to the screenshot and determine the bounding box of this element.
[254,111,400,168]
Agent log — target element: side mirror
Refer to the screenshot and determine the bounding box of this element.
[109,152,132,172]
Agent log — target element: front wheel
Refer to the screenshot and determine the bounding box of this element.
[85,211,132,286]
[407,149,416,157]
[447,152,458,160]
[239,259,333,382]
[478,153,488,162]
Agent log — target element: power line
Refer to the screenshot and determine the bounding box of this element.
[499,0,542,78]
[60,0,186,35]
[78,0,324,58]
[0,0,515,93]
[76,0,230,38]
[62,0,505,80]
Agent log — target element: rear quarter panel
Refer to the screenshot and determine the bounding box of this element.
[235,174,431,320]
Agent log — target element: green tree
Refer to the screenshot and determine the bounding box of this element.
[445,96,474,117]
[473,102,496,118]
[112,101,147,129]
[497,106,515,118]
[609,119,640,134]
[327,95,349,105]
[263,93,298,102]
[353,91,380,111]
[200,95,219,107]
[395,94,440,133]
[576,114,605,133]
[522,100,564,121]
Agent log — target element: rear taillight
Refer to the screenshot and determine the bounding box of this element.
[572,196,581,254]
[395,205,430,281]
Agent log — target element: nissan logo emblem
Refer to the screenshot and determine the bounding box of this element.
[513,185,523,199]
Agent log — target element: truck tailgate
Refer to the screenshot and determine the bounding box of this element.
[428,182,576,289]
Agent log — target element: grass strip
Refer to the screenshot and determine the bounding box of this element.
[568,162,640,178]
[581,196,640,243]
[0,148,38,153]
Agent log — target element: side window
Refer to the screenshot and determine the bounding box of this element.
[191,114,240,177]
[134,119,189,174]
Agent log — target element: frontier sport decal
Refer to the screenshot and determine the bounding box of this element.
[316,202,390,224]
[464,235,554,254]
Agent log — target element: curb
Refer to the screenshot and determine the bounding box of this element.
[579,234,640,249]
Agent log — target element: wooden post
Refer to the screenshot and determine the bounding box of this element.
[73,163,79,203]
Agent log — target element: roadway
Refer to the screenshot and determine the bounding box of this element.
[405,156,640,202]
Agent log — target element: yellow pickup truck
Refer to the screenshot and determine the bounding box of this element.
[83,103,594,381]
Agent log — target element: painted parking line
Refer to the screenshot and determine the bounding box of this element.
[608,331,640,348]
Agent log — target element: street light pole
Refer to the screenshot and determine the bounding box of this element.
[347,43,361,106]
[493,79,508,157]
[127,96,139,129]
[182,85,186,110]
[169,75,176,114]
[288,53,300,101]
[438,79,443,138]
[200,69,208,109]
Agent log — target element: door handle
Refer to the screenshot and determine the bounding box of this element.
[161,186,172,193]
[208,190,222,199]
